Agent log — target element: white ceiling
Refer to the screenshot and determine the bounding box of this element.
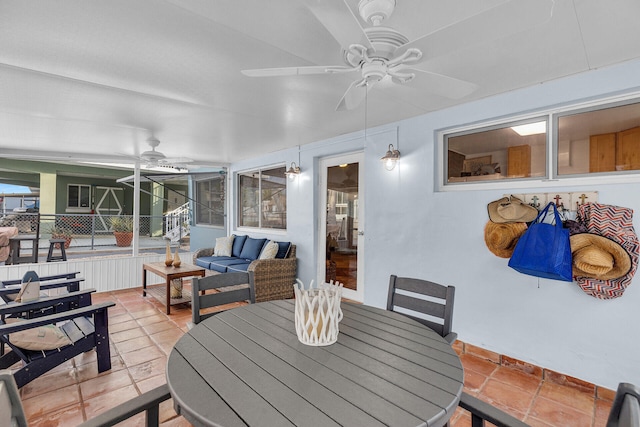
[1,0,640,168]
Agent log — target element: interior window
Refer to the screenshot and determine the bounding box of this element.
[557,101,640,175]
[238,165,287,230]
[445,119,548,184]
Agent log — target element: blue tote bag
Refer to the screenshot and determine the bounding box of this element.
[508,202,573,282]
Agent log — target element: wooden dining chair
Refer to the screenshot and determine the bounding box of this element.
[191,272,255,326]
[387,275,457,345]
[0,370,27,427]
[607,382,640,427]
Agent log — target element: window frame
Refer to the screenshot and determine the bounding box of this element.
[438,92,640,192]
[67,184,91,209]
[193,174,226,228]
[236,164,288,232]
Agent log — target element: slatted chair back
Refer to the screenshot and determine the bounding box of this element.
[192,272,255,326]
[386,275,457,344]
[0,371,27,427]
[607,382,640,427]
[0,271,84,303]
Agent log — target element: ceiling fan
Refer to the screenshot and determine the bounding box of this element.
[242,0,554,111]
[138,137,194,170]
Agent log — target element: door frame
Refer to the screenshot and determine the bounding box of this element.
[317,152,365,302]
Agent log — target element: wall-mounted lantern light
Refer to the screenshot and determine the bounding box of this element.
[380,144,400,171]
[284,162,301,180]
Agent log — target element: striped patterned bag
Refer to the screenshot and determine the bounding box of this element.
[575,203,639,299]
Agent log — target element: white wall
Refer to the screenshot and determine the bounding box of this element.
[224,58,640,390]
[0,253,180,293]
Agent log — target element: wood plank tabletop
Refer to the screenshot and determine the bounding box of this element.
[167,300,464,427]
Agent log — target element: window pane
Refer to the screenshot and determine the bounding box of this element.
[238,165,287,230]
[260,166,286,229]
[557,101,640,175]
[195,176,225,226]
[79,186,90,207]
[68,186,79,207]
[239,173,260,227]
[445,119,547,184]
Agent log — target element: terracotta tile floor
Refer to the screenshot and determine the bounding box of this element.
[14,287,614,426]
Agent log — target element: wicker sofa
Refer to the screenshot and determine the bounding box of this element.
[192,235,297,302]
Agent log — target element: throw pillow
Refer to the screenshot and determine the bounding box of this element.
[232,234,247,257]
[6,318,72,351]
[214,236,234,257]
[239,237,267,260]
[259,240,279,259]
[275,241,292,259]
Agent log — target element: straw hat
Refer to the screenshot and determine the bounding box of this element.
[484,221,528,258]
[487,196,538,223]
[570,233,632,280]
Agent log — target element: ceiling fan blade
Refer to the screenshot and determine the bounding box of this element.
[399,0,555,61]
[298,0,373,50]
[395,68,478,99]
[241,65,355,77]
[162,157,194,164]
[336,79,376,111]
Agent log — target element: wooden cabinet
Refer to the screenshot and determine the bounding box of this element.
[507,145,531,177]
[617,127,640,170]
[589,133,617,172]
[589,127,640,172]
[447,150,465,179]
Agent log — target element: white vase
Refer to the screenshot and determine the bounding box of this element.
[293,279,343,346]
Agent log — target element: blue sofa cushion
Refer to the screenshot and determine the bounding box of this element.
[208,258,250,273]
[196,255,238,269]
[195,257,216,269]
[227,263,251,272]
[275,241,291,259]
[239,237,267,260]
[232,234,247,257]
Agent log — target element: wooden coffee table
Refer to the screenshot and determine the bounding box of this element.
[142,262,206,314]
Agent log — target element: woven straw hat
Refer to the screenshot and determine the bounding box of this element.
[484,221,528,258]
[487,196,538,223]
[570,233,632,280]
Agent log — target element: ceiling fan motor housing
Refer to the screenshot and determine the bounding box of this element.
[343,27,410,67]
[140,136,166,163]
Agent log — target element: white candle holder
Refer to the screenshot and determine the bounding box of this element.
[293,279,344,346]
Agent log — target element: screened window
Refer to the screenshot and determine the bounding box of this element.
[238,165,287,230]
[67,184,91,208]
[195,175,225,227]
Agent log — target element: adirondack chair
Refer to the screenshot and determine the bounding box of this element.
[0,288,96,357]
[0,292,114,388]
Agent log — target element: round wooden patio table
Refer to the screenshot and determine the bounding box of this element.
[167,299,463,427]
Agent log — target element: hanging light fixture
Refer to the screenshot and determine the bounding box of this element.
[284,162,301,180]
[381,144,400,170]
